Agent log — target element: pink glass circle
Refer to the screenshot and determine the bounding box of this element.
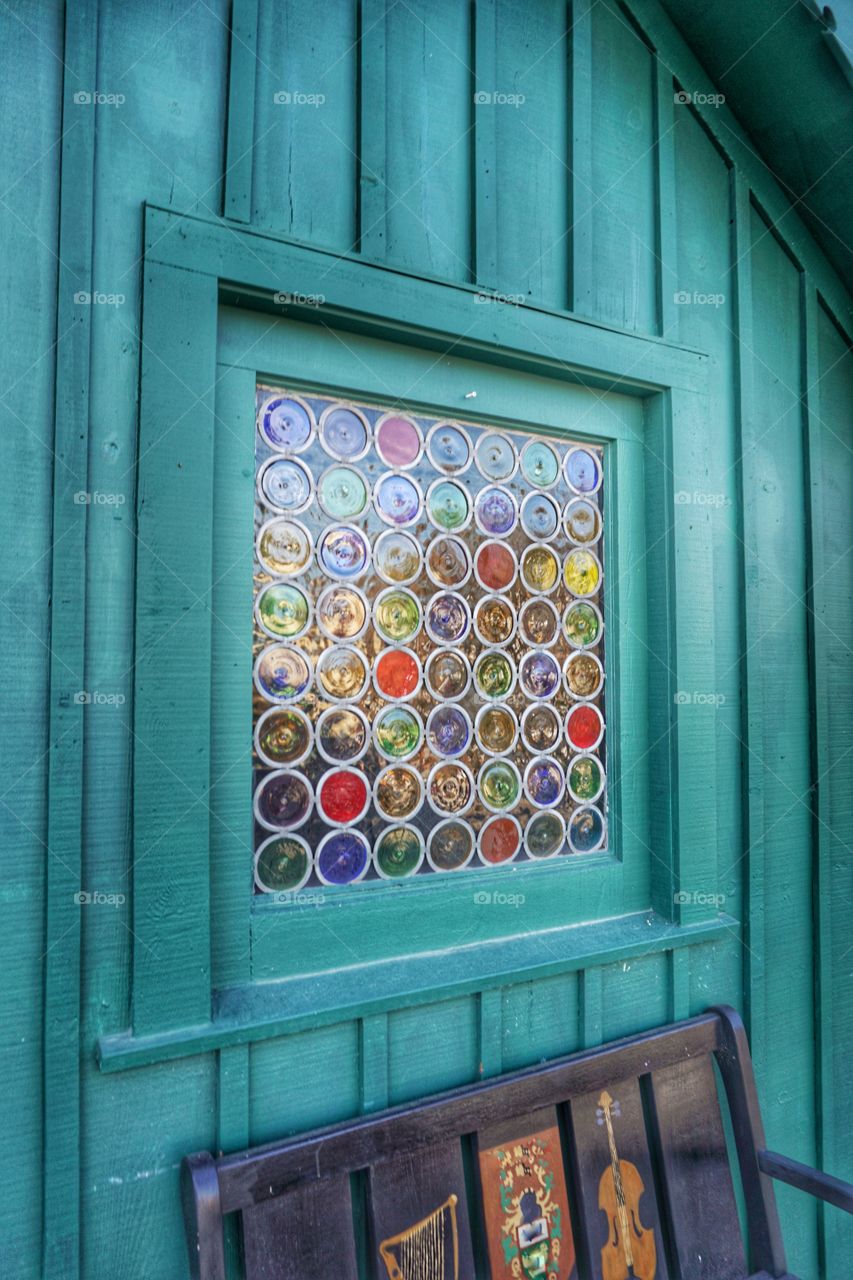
[376,416,422,467]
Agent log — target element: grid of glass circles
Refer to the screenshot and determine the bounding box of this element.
[252,385,606,891]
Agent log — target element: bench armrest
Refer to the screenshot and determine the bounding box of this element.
[758,1150,853,1215]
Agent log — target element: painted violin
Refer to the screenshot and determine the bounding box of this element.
[596,1091,657,1280]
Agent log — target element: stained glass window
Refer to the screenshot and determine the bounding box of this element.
[252,386,606,893]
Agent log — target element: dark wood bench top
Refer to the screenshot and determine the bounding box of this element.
[182,1006,852,1279]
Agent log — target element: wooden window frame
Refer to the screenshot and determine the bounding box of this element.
[97,204,731,1070]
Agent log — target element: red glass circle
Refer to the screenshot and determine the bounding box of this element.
[479,817,521,864]
[318,769,368,824]
[475,542,516,591]
[375,649,420,699]
[566,704,603,750]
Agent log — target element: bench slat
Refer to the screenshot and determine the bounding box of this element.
[568,1076,670,1280]
[368,1140,476,1280]
[648,1055,747,1280]
[475,1106,577,1280]
[241,1174,358,1280]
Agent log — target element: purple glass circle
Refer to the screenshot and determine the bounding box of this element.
[427,705,471,758]
[376,417,422,467]
[525,759,564,808]
[317,831,370,885]
[255,771,312,829]
[520,650,561,699]
[475,486,517,535]
[426,592,470,644]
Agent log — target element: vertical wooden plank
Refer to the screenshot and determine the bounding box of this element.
[478,987,503,1078]
[647,1056,747,1279]
[587,0,657,331]
[360,1012,390,1114]
[736,192,816,1275]
[668,949,690,1020]
[43,2,98,1275]
[568,1079,669,1280]
[242,1176,359,1280]
[811,301,853,1279]
[476,1108,577,1280]
[578,967,603,1049]
[369,1143,476,1280]
[489,0,570,308]
[209,363,255,989]
[668,385,720,923]
[358,0,387,259]
[223,0,259,221]
[473,0,498,290]
[252,0,358,248]
[731,172,765,1058]
[570,0,594,314]
[654,60,677,337]
[382,0,473,281]
[132,261,219,1034]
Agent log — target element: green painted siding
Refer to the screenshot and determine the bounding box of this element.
[0,1,850,1278]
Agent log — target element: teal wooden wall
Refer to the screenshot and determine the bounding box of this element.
[0,1,850,1278]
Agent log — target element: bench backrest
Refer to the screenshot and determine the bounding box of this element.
[182,1006,788,1280]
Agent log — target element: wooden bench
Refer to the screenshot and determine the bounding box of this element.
[182,1006,853,1279]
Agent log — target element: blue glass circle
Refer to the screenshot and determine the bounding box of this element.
[317,525,370,579]
[521,491,560,540]
[375,473,421,525]
[475,433,516,481]
[317,831,369,884]
[320,407,369,459]
[565,448,601,494]
[428,423,471,472]
[569,805,605,852]
[259,458,312,512]
[259,397,312,450]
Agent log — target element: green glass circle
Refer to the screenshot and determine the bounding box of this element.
[256,583,310,638]
[428,480,469,530]
[563,601,601,648]
[255,835,310,891]
[521,440,559,487]
[375,826,423,878]
[375,706,422,759]
[475,651,514,699]
[525,811,565,858]
[374,589,421,643]
[479,760,520,811]
[318,466,368,518]
[569,755,603,801]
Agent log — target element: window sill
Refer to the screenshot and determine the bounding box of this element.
[97,909,737,1072]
